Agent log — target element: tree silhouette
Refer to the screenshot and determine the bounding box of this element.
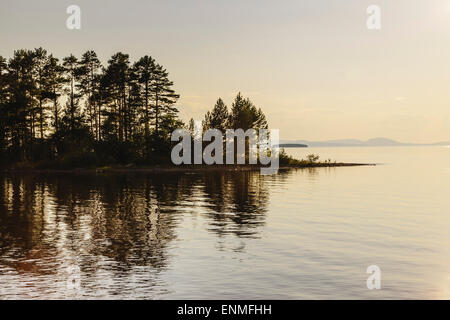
[229,92,268,131]
[151,64,179,135]
[203,98,229,132]
[62,54,82,132]
[0,49,271,168]
[43,54,65,134]
[77,50,102,140]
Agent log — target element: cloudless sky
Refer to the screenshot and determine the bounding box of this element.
[1,0,450,142]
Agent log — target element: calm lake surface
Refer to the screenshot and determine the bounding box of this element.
[0,146,449,299]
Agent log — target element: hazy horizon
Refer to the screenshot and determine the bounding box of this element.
[281,137,450,144]
[1,0,450,142]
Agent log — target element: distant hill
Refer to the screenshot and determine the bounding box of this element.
[279,138,450,147]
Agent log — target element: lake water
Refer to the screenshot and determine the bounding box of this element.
[0,146,449,299]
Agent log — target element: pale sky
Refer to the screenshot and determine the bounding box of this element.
[1,0,450,143]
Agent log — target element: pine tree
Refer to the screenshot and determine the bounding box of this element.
[203,98,229,131]
[151,64,179,135]
[32,47,50,140]
[43,54,64,134]
[77,50,102,139]
[62,54,82,131]
[102,52,130,141]
[126,76,142,139]
[229,93,268,130]
[133,55,156,137]
[7,50,35,159]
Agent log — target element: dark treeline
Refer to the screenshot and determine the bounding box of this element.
[0,48,270,169]
[0,48,182,168]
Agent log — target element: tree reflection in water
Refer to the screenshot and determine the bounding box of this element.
[0,170,296,297]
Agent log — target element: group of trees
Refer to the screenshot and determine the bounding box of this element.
[0,48,181,167]
[182,94,269,165]
[0,48,270,168]
[200,94,268,133]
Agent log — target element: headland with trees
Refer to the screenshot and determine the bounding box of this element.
[0,48,372,171]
